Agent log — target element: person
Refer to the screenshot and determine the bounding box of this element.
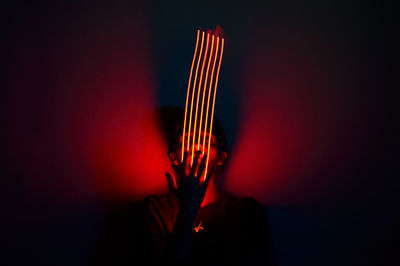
[132,110,273,266]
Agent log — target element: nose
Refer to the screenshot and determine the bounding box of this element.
[185,144,203,153]
[186,145,206,161]
[195,144,203,152]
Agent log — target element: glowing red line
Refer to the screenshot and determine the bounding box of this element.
[192,33,210,165]
[205,37,224,180]
[198,35,215,154]
[202,37,219,166]
[181,30,200,162]
[187,31,205,161]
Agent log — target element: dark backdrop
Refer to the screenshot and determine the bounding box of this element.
[2,0,397,265]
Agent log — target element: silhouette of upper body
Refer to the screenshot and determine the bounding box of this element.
[133,190,271,266]
[131,116,274,265]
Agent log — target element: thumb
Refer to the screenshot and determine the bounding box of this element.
[165,172,177,192]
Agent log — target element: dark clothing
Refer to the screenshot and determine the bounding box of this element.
[132,191,273,266]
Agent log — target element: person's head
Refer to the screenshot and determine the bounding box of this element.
[167,114,229,177]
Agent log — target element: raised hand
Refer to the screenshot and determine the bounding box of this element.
[165,151,214,213]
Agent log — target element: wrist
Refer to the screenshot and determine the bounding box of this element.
[178,205,199,220]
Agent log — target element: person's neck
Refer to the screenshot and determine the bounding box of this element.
[200,182,221,207]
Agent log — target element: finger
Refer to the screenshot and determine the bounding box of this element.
[196,154,208,180]
[189,151,202,178]
[182,150,189,165]
[193,176,200,187]
[165,172,176,191]
[180,151,189,179]
[201,166,215,191]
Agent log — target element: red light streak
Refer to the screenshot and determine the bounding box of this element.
[182,30,200,162]
[187,32,205,161]
[205,37,224,179]
[192,33,210,165]
[203,36,219,157]
[182,28,224,180]
[198,35,215,152]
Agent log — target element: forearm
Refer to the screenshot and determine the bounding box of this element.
[168,208,197,263]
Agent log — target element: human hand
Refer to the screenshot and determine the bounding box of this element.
[165,151,214,214]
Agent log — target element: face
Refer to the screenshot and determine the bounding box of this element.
[169,131,227,178]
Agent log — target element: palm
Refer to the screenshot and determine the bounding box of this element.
[166,151,214,212]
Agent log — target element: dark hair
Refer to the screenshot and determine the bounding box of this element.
[160,107,229,158]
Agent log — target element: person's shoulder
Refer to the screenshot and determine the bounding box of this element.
[221,191,263,208]
[141,192,179,210]
[220,193,269,231]
[132,192,180,232]
[220,192,266,216]
[238,195,264,208]
[238,196,268,221]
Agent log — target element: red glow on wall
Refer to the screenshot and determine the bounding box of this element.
[4,4,173,205]
[67,36,172,202]
[224,29,367,205]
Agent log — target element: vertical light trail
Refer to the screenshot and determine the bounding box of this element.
[191,33,210,165]
[202,37,220,159]
[181,30,200,162]
[204,37,224,181]
[187,31,205,161]
[182,28,224,181]
[198,35,215,153]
